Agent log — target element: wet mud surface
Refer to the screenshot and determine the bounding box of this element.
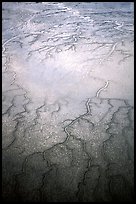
[2,2,134,202]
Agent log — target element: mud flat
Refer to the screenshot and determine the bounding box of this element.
[2,2,134,202]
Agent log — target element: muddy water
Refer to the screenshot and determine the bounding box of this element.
[2,2,134,202]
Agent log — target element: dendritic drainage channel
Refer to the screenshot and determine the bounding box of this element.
[2,2,134,202]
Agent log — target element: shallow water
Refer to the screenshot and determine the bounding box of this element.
[2,2,134,202]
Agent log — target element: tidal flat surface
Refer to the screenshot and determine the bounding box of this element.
[2,2,134,202]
